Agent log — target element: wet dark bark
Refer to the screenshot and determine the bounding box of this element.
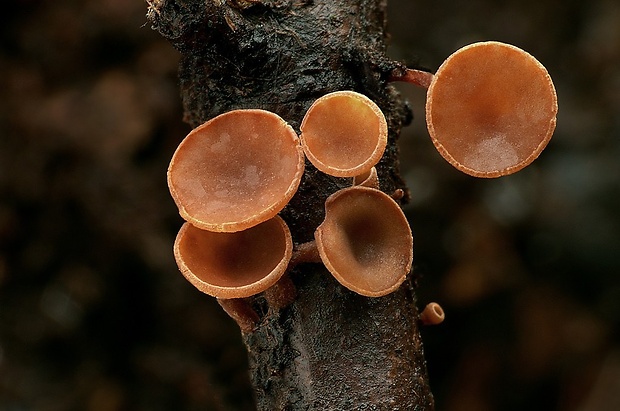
[148,0,434,409]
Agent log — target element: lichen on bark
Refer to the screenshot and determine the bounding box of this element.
[148,0,434,409]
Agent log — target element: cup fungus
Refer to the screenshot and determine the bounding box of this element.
[352,166,380,189]
[420,302,445,326]
[426,41,558,177]
[315,186,413,297]
[217,298,260,334]
[168,109,305,232]
[300,91,388,178]
[173,215,293,299]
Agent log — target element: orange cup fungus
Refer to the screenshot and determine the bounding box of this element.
[353,166,379,189]
[420,302,445,326]
[174,215,293,299]
[315,186,413,297]
[168,109,305,232]
[300,91,388,178]
[426,41,558,177]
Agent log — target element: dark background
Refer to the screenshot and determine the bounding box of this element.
[1,1,619,410]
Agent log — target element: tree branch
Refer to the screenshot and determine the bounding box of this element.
[148,0,434,408]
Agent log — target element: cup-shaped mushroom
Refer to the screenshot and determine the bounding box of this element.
[300,91,388,177]
[420,302,445,326]
[174,215,293,299]
[352,166,379,189]
[168,109,305,232]
[315,186,413,297]
[426,41,558,178]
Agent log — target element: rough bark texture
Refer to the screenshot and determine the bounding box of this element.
[148,0,434,409]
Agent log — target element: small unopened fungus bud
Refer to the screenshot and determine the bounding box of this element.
[315,186,413,297]
[426,41,558,177]
[420,302,445,326]
[300,91,388,177]
[168,109,305,232]
[174,215,293,299]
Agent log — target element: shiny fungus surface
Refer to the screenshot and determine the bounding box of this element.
[426,41,558,177]
[315,186,413,297]
[300,91,388,177]
[168,109,305,232]
[174,215,293,299]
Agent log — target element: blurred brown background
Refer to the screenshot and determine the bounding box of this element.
[1,0,619,410]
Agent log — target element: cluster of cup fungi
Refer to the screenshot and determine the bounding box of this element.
[168,41,558,333]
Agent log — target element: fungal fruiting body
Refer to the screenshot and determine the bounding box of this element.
[174,215,293,299]
[165,42,559,329]
[168,109,305,232]
[353,166,380,189]
[315,186,413,297]
[420,302,446,326]
[300,90,388,178]
[166,93,412,303]
[425,41,558,177]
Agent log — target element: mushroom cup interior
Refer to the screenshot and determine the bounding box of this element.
[174,216,293,299]
[300,91,388,177]
[315,187,413,297]
[168,109,304,232]
[426,41,558,177]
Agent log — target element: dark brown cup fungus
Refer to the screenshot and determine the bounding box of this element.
[168,109,305,232]
[315,186,413,297]
[173,215,293,299]
[300,91,388,178]
[426,41,558,178]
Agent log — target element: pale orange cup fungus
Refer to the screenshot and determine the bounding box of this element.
[174,215,293,299]
[352,166,379,189]
[300,91,388,178]
[168,109,305,232]
[426,41,558,177]
[315,186,413,297]
[420,302,445,326]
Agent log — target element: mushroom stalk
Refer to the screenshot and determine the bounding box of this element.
[218,298,260,334]
[264,274,297,311]
[389,68,435,89]
[255,241,320,311]
[289,241,322,267]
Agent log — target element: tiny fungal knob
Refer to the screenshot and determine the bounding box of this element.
[420,302,445,326]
